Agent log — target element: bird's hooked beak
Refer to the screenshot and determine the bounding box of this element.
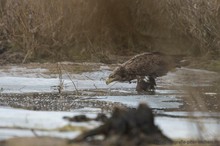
[106,77,115,85]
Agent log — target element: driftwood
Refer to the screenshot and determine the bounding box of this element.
[69,103,173,146]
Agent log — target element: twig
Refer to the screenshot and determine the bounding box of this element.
[59,63,79,95]
[57,63,64,96]
[31,129,39,137]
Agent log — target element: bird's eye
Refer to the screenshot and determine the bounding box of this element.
[109,74,114,78]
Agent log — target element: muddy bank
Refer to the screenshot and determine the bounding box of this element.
[0,92,128,111]
[1,137,219,146]
[1,88,219,112]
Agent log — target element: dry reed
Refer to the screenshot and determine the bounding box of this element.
[0,0,219,62]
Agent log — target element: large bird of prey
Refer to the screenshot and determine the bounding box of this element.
[106,52,186,92]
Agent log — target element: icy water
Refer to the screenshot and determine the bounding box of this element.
[0,63,220,141]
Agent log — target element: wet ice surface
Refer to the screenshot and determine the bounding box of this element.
[0,63,220,141]
[88,95,183,109]
[0,106,101,140]
[0,67,218,93]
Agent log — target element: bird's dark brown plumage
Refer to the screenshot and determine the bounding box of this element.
[106,52,184,91]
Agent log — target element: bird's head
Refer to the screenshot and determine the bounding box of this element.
[106,66,126,85]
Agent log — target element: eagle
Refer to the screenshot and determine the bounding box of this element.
[106,52,186,92]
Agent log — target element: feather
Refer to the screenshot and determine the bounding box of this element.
[106,52,186,91]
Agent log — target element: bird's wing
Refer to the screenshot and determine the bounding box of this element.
[122,53,170,76]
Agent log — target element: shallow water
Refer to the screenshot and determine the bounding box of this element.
[0,63,220,141]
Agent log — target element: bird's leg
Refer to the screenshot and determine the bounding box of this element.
[136,76,151,92]
[148,76,156,90]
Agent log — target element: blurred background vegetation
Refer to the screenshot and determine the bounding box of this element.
[0,0,220,67]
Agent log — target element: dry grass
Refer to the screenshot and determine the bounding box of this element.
[0,0,219,62]
[166,0,220,57]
